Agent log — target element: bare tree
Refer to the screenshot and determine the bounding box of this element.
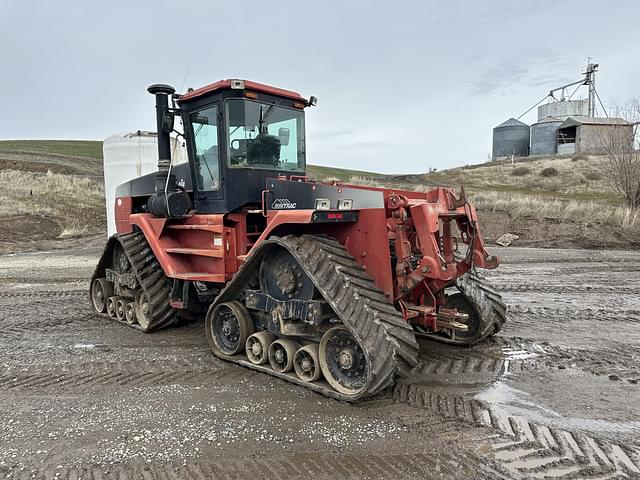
[601,99,640,209]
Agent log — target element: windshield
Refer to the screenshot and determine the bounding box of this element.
[225,98,305,171]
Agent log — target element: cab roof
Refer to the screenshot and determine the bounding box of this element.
[178,79,306,103]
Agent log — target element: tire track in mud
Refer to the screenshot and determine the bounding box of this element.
[495,283,640,294]
[412,344,548,379]
[0,291,96,337]
[499,256,639,265]
[1,451,498,480]
[0,289,86,299]
[394,384,640,479]
[0,360,256,394]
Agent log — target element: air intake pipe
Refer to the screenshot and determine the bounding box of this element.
[146,84,192,218]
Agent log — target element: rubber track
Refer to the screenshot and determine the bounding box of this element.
[92,232,177,332]
[211,234,419,401]
[426,269,507,346]
[394,384,640,479]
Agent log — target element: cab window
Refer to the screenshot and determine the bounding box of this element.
[189,105,220,191]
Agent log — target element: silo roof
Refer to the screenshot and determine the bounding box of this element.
[494,117,529,128]
[559,116,631,128]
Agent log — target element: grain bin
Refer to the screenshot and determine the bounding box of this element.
[492,118,530,159]
[530,116,562,156]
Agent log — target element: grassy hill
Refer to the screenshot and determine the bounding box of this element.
[0,140,638,251]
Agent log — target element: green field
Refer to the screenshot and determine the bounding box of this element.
[0,140,103,158]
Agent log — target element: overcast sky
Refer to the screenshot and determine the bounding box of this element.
[1,1,639,173]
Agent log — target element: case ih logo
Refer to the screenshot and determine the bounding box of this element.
[271,198,297,209]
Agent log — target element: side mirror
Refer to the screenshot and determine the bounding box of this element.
[278,127,290,146]
[162,111,175,132]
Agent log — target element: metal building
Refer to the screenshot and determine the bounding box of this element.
[556,116,633,154]
[492,118,530,159]
[537,100,588,121]
[530,116,563,156]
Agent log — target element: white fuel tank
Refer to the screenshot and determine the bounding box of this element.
[102,131,187,237]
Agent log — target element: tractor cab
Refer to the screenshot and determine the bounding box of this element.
[176,79,314,214]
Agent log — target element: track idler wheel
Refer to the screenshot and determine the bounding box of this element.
[90,278,112,314]
[134,291,153,330]
[124,301,137,325]
[294,344,322,382]
[319,326,368,396]
[206,301,255,356]
[246,331,274,364]
[268,339,299,373]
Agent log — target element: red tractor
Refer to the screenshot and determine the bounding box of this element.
[91,80,505,401]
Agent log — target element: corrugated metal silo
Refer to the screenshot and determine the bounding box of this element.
[530,116,562,156]
[492,118,530,159]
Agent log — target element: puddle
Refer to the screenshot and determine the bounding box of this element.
[476,379,640,434]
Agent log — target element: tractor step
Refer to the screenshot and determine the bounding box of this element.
[165,247,224,258]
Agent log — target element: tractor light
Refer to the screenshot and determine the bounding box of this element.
[230,79,245,89]
[337,199,353,210]
[308,96,318,107]
[315,198,331,210]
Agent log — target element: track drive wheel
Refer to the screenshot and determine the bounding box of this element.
[246,331,274,364]
[90,278,112,314]
[319,326,368,396]
[294,344,322,382]
[206,301,255,356]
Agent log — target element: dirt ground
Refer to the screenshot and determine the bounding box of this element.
[0,239,639,479]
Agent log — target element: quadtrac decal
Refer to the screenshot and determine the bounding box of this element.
[271,198,297,209]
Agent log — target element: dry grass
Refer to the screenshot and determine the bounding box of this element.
[469,190,639,229]
[0,169,105,235]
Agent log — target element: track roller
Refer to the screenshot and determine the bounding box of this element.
[124,301,137,325]
[90,278,112,314]
[294,344,322,382]
[268,339,299,373]
[115,298,128,322]
[106,296,120,318]
[246,331,274,364]
[206,301,255,356]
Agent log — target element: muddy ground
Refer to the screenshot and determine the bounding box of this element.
[0,240,639,479]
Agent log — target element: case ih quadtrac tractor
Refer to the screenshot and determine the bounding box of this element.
[91,80,506,401]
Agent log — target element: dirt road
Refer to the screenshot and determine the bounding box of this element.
[1,242,639,479]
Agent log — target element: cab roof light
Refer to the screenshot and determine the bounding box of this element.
[308,96,318,107]
[293,102,306,109]
[230,79,245,89]
[244,91,258,99]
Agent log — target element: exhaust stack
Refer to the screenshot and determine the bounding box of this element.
[146,84,191,218]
